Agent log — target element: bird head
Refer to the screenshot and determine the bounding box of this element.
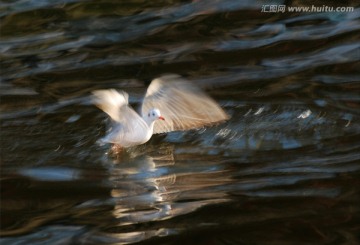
[147,108,165,121]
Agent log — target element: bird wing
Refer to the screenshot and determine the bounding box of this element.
[142,74,229,134]
[92,89,149,146]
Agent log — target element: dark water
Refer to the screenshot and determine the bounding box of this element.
[1,0,360,244]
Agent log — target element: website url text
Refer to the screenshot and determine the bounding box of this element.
[261,5,354,13]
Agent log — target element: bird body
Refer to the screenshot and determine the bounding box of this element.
[92,74,228,148]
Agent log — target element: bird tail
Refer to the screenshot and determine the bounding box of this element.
[92,89,129,122]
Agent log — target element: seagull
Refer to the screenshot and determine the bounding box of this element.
[92,74,229,150]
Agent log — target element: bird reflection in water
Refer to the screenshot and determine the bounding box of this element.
[100,144,231,242]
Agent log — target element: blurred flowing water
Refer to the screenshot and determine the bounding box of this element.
[1,0,360,244]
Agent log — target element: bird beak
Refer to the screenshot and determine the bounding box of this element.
[158,116,165,120]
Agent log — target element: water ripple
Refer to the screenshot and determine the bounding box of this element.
[1,1,359,244]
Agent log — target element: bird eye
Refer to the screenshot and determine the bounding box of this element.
[152,113,155,116]
[148,113,150,117]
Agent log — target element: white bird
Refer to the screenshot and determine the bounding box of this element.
[92,74,229,150]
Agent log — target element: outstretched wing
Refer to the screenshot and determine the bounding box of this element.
[142,74,229,134]
[92,89,149,146]
[92,89,129,123]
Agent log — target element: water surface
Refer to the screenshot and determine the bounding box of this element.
[1,0,360,244]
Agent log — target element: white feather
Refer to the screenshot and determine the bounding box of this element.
[92,74,229,147]
[92,89,152,147]
[142,74,229,134]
